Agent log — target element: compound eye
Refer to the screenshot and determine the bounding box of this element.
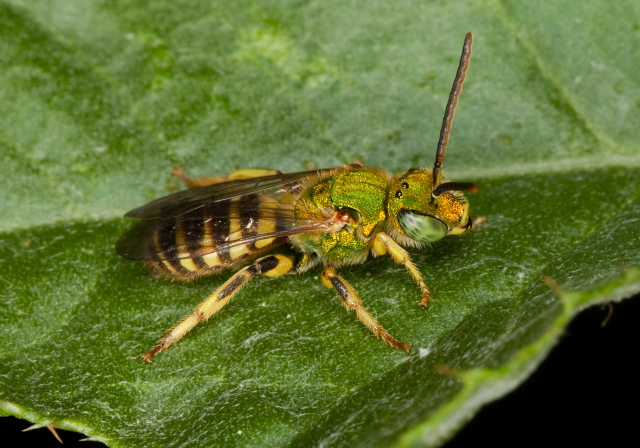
[398,211,448,242]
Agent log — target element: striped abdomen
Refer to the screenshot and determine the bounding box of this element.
[143,194,289,280]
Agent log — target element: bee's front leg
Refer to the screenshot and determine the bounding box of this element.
[470,215,487,230]
[372,232,432,308]
[321,267,411,354]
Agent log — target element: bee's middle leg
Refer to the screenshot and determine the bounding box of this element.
[142,254,295,362]
[321,267,411,354]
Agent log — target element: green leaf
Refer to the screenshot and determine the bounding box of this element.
[1,1,639,447]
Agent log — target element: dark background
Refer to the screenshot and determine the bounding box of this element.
[2,294,638,447]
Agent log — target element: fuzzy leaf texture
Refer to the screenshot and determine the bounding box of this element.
[1,1,639,447]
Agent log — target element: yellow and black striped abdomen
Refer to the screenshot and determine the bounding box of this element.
[118,194,290,280]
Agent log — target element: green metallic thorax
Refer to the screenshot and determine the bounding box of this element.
[294,167,390,265]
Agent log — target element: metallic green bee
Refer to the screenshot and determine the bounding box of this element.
[117,32,478,362]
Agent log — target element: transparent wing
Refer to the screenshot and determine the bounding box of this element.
[124,168,338,220]
[116,167,342,261]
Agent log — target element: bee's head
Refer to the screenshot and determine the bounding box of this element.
[387,169,476,245]
[386,32,477,246]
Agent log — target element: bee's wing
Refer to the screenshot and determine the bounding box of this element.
[124,168,337,220]
[116,168,341,261]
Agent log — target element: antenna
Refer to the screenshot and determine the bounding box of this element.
[432,32,473,187]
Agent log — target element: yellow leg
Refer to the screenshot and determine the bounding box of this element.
[142,254,295,362]
[321,267,411,354]
[373,232,431,308]
[172,166,282,188]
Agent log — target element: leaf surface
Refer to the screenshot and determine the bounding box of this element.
[1,1,639,447]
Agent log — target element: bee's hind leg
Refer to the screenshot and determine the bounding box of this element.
[172,167,282,188]
[142,254,295,362]
[321,267,411,354]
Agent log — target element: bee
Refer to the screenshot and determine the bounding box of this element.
[117,32,479,362]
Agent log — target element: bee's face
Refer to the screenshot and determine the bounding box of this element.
[387,169,471,244]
